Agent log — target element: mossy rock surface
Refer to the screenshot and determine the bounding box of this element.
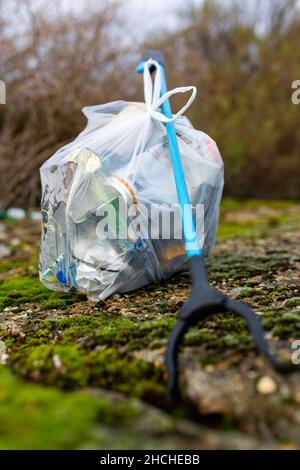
[0,200,300,449]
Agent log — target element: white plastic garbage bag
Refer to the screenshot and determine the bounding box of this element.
[39,59,224,300]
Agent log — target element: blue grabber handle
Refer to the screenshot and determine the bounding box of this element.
[136,51,202,258]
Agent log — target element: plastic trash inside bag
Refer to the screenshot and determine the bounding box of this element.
[39,60,224,300]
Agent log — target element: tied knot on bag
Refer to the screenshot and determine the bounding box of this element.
[143,59,197,123]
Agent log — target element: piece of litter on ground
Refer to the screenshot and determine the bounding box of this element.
[52,355,62,370]
[7,208,26,220]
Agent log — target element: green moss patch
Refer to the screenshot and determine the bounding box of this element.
[0,275,83,311]
[0,200,300,449]
[0,366,143,450]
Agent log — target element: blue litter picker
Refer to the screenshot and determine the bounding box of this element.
[136,51,292,400]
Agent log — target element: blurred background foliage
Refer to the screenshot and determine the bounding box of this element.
[0,0,300,208]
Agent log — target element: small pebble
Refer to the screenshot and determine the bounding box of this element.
[256,376,277,395]
[112,294,121,300]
